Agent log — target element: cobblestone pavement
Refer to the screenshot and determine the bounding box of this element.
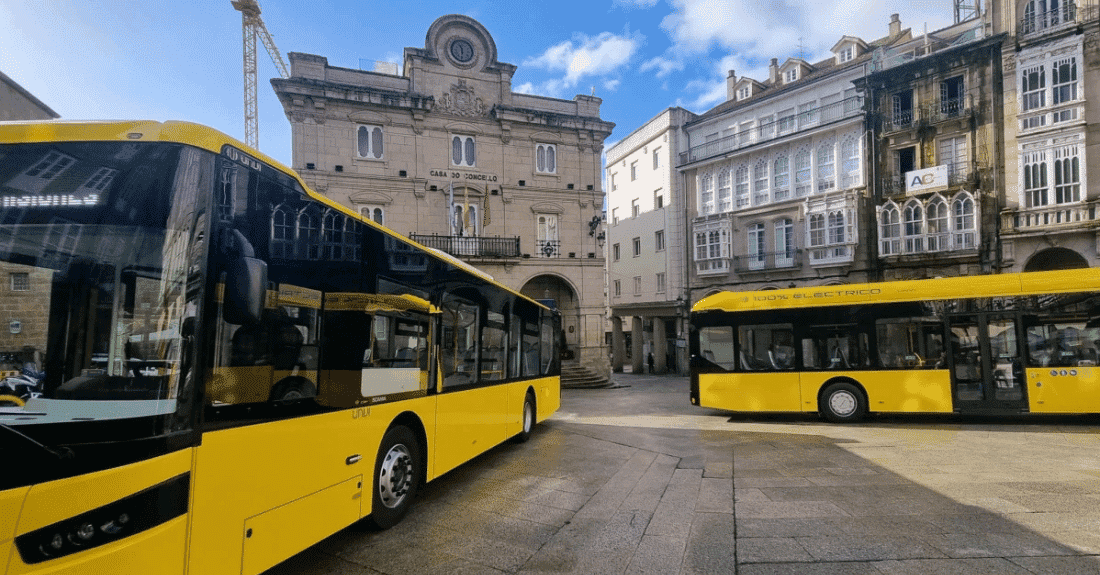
[265,372,1100,574]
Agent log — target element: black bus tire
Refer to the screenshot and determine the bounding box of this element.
[270,379,315,402]
[514,391,536,443]
[367,425,420,529]
[820,382,866,423]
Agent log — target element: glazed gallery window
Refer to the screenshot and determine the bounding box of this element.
[452,135,476,167]
[357,125,384,159]
[536,143,556,174]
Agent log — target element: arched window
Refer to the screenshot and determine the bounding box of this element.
[794,147,812,197]
[903,200,924,253]
[817,141,835,192]
[298,207,320,260]
[926,196,949,252]
[773,156,790,201]
[879,202,900,255]
[271,205,292,259]
[841,135,860,188]
[952,193,976,249]
[775,218,795,267]
[747,223,765,269]
[735,165,750,208]
[717,169,732,212]
[700,173,715,215]
[753,158,769,205]
[827,210,846,256]
[809,214,825,248]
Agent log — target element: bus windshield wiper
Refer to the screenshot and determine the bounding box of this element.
[0,423,74,460]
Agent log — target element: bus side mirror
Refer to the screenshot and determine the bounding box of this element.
[224,256,267,325]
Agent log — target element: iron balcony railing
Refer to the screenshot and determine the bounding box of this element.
[680,96,863,165]
[881,161,976,196]
[884,98,974,133]
[1019,3,1095,39]
[410,233,521,258]
[733,249,802,273]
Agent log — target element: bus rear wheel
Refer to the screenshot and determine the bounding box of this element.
[820,382,866,423]
[367,425,420,529]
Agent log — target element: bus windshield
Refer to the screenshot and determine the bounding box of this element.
[0,142,208,435]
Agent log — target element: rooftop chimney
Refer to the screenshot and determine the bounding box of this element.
[727,70,737,101]
[889,14,901,37]
[768,58,779,83]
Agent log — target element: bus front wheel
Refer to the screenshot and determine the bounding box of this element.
[367,425,420,529]
[820,382,866,423]
[514,391,536,443]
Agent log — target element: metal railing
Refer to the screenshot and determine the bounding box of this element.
[1019,4,1096,39]
[680,96,863,165]
[880,162,976,196]
[733,249,802,273]
[410,234,521,258]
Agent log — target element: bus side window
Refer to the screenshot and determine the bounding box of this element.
[698,326,735,370]
[739,324,793,370]
[442,294,479,388]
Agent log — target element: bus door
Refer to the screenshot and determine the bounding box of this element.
[947,314,1028,412]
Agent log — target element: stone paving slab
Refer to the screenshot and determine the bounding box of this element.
[263,375,1100,575]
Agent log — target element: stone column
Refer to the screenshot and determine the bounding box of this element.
[611,316,625,373]
[631,316,644,374]
[653,318,667,373]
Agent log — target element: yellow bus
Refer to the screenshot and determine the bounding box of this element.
[690,269,1100,422]
[0,120,561,575]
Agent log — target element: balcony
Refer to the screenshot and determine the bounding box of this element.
[680,96,863,165]
[1002,200,1100,234]
[410,233,521,258]
[733,249,802,273]
[880,162,977,198]
[1019,4,1095,40]
[808,244,853,266]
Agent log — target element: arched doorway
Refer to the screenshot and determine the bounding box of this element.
[520,274,579,361]
[1024,248,1089,272]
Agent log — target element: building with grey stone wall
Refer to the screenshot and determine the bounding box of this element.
[272,15,614,373]
[0,70,59,122]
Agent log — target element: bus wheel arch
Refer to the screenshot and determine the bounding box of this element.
[269,376,316,402]
[388,411,428,487]
[817,378,868,423]
[514,387,537,443]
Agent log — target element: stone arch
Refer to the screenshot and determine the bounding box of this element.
[1024,247,1089,272]
[519,273,580,360]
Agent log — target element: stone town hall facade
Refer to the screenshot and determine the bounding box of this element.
[272,15,615,373]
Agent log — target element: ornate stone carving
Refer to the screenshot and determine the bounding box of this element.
[286,111,326,125]
[439,80,487,118]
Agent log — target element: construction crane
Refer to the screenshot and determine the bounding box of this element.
[231,0,290,151]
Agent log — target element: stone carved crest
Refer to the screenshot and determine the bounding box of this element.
[439,80,486,117]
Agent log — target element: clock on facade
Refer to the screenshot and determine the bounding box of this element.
[450,38,474,63]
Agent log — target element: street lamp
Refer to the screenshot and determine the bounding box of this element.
[588,215,602,236]
[596,231,606,248]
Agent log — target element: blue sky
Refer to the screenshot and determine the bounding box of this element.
[2,0,954,168]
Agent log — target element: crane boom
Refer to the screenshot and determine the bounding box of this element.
[231,0,290,151]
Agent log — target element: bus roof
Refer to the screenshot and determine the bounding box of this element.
[0,119,551,312]
[693,268,1100,314]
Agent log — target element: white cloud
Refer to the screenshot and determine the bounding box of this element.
[603,79,622,91]
[524,31,642,88]
[514,82,536,94]
[640,55,683,79]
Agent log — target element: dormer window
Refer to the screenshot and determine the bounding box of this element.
[838,46,854,63]
[737,86,751,100]
[785,69,798,83]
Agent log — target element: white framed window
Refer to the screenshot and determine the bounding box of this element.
[717,169,732,212]
[656,272,666,293]
[879,203,901,255]
[614,279,621,297]
[359,205,385,225]
[737,86,750,100]
[632,237,641,257]
[841,135,860,188]
[927,196,949,252]
[838,46,854,63]
[536,143,557,173]
[799,101,819,127]
[612,208,619,225]
[953,193,976,249]
[694,221,730,274]
[632,199,640,218]
[753,159,769,205]
[453,203,480,236]
[773,156,790,201]
[903,200,924,253]
[653,148,661,169]
[1021,65,1046,112]
[654,189,664,209]
[10,272,29,292]
[775,218,795,267]
[809,214,825,250]
[1052,57,1077,105]
[631,161,638,181]
[1054,144,1081,204]
[816,141,835,192]
[747,223,766,270]
[1023,150,1048,207]
[357,125,384,159]
[655,230,665,251]
[613,243,620,261]
[451,135,476,167]
[827,211,847,258]
[735,165,750,208]
[633,276,642,296]
[784,68,798,83]
[536,213,558,257]
[700,173,715,215]
[794,146,812,197]
[777,109,795,133]
[939,136,968,185]
[759,114,775,139]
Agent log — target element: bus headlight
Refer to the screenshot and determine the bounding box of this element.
[16,473,188,564]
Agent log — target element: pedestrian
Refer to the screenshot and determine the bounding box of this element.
[647,351,655,374]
